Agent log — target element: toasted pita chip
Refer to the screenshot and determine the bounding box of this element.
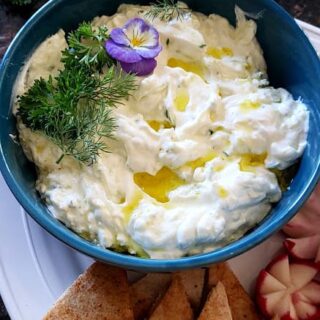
[43,262,133,320]
[198,282,232,320]
[208,263,259,320]
[149,276,193,320]
[175,268,205,311]
[130,273,171,320]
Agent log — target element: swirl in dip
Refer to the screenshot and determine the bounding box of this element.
[14,3,309,258]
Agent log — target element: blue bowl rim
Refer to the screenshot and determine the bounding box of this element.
[0,0,319,271]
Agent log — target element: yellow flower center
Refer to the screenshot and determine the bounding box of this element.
[131,36,144,47]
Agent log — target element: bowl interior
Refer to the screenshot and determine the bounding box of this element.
[0,0,320,272]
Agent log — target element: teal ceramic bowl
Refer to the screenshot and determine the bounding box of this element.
[0,0,319,272]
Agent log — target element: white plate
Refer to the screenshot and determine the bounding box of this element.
[0,20,319,320]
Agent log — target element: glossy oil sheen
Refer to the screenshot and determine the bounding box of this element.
[0,0,319,272]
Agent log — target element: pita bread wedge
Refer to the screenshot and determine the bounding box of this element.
[198,282,232,320]
[43,262,133,320]
[175,268,205,311]
[149,276,193,320]
[130,273,172,320]
[208,263,259,320]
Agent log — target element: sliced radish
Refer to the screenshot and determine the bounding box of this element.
[298,282,320,304]
[256,254,320,320]
[294,300,317,320]
[257,270,287,294]
[268,254,291,287]
[284,235,320,261]
[290,262,319,289]
[283,215,320,238]
[263,291,287,315]
[283,185,320,238]
[273,293,297,320]
[316,250,320,263]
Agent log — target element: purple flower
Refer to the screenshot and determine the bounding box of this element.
[105,18,162,76]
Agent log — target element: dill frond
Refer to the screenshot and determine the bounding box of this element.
[145,0,190,22]
[62,22,114,72]
[18,65,136,165]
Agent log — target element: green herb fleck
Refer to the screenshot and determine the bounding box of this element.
[145,0,191,22]
[199,44,206,48]
[166,38,170,46]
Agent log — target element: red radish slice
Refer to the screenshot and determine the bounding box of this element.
[294,300,317,319]
[290,263,319,289]
[298,282,320,304]
[284,235,320,261]
[283,215,320,238]
[256,254,320,320]
[258,270,287,294]
[263,291,287,315]
[268,254,291,286]
[273,293,297,320]
[283,185,320,238]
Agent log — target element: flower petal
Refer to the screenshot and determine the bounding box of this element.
[135,44,162,59]
[120,58,157,76]
[110,28,130,46]
[105,39,142,63]
[124,18,160,48]
[124,17,148,33]
[140,26,160,48]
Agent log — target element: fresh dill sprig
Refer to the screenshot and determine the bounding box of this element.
[18,65,136,165]
[145,0,190,22]
[18,23,137,165]
[62,22,114,71]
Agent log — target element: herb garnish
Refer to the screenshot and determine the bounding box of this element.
[62,22,114,71]
[18,23,136,165]
[145,0,190,22]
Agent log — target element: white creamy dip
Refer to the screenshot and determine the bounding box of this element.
[15,3,309,258]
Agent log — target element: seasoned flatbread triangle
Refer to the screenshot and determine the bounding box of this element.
[130,273,172,320]
[149,276,193,320]
[175,268,205,311]
[198,281,232,320]
[208,263,259,320]
[43,262,134,320]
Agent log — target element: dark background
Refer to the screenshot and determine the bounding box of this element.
[0,0,319,318]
